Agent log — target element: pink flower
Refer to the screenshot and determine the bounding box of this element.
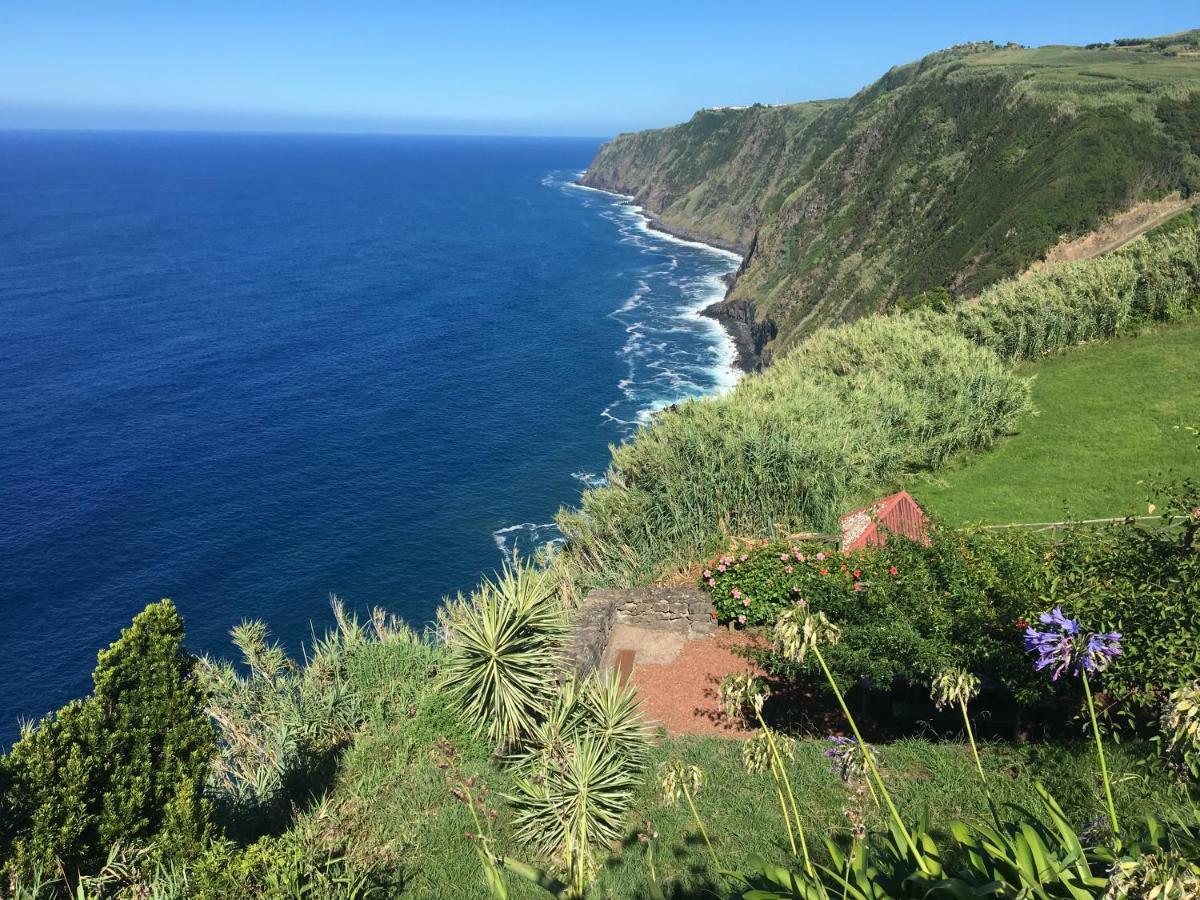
[853,569,861,579]
[888,566,898,576]
[707,577,716,587]
[703,569,712,578]
[785,565,794,574]
[731,588,741,599]
[740,553,748,561]
[737,614,746,625]
[816,552,827,561]
[852,582,864,592]
[795,598,808,608]
[742,597,751,607]
[820,568,829,576]
[779,553,790,561]
[795,552,806,562]
[717,564,726,572]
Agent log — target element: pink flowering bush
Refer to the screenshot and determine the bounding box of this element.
[698,531,1044,694]
[701,543,896,627]
[699,506,1200,716]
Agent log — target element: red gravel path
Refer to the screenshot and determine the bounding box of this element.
[629,631,766,738]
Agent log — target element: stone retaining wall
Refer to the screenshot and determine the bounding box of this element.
[566,586,716,676]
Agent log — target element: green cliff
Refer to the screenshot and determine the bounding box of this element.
[582,32,1200,361]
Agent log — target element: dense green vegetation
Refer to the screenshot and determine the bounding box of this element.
[557,315,1030,588]
[584,32,1200,352]
[556,223,1200,591]
[700,520,1200,714]
[913,319,1200,525]
[0,601,214,882]
[4,553,1199,897]
[5,29,1200,899]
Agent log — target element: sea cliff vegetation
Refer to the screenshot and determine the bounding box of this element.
[3,29,1200,900]
[583,31,1200,355]
[556,216,1200,590]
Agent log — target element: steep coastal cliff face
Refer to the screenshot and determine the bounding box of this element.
[583,34,1200,359]
[582,100,841,254]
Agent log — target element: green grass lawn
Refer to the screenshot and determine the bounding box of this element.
[910,319,1200,526]
[331,718,1190,898]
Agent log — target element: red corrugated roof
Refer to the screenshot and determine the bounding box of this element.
[839,490,930,550]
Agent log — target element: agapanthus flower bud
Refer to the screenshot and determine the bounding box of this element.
[931,668,980,709]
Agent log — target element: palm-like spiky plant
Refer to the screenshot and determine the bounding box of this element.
[509,732,638,895]
[440,562,567,743]
[496,672,649,897]
[579,671,651,767]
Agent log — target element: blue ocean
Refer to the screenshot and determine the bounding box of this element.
[0,131,739,741]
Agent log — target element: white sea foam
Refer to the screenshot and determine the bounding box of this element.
[491,522,564,565]
[491,172,746,562]
[571,471,608,488]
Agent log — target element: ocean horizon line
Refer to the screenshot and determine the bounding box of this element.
[0,124,613,141]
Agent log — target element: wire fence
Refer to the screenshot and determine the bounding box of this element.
[975,514,1191,533]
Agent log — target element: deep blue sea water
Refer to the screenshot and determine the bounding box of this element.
[0,131,739,741]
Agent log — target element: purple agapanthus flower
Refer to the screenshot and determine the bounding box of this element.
[1039,606,1080,635]
[1024,606,1122,680]
[1082,631,1123,674]
[822,735,856,756]
[823,735,876,784]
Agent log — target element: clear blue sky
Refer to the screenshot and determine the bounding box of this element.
[0,1,1195,136]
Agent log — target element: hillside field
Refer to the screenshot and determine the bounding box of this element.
[910,318,1200,525]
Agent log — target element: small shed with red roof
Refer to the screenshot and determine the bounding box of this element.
[839,490,930,551]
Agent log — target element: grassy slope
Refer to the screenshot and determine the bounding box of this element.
[910,319,1200,525]
[584,33,1200,353]
[322,642,1192,898]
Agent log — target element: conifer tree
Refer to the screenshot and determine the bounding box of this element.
[0,599,216,879]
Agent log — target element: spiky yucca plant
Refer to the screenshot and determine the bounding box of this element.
[500,673,649,896]
[579,671,651,768]
[509,733,637,893]
[440,562,567,743]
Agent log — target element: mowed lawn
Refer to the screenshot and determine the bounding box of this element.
[911,319,1200,526]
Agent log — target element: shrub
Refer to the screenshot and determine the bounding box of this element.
[199,598,414,838]
[439,562,567,743]
[0,600,215,881]
[1038,519,1200,717]
[700,511,1200,717]
[700,533,1042,695]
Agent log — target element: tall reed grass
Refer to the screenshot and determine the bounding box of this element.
[943,223,1200,362]
[557,318,1031,587]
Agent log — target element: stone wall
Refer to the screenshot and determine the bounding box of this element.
[566,585,716,676]
[565,589,618,678]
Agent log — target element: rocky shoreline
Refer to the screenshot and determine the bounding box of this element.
[576,174,770,372]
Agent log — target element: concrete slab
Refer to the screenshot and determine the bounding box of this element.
[602,623,686,669]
